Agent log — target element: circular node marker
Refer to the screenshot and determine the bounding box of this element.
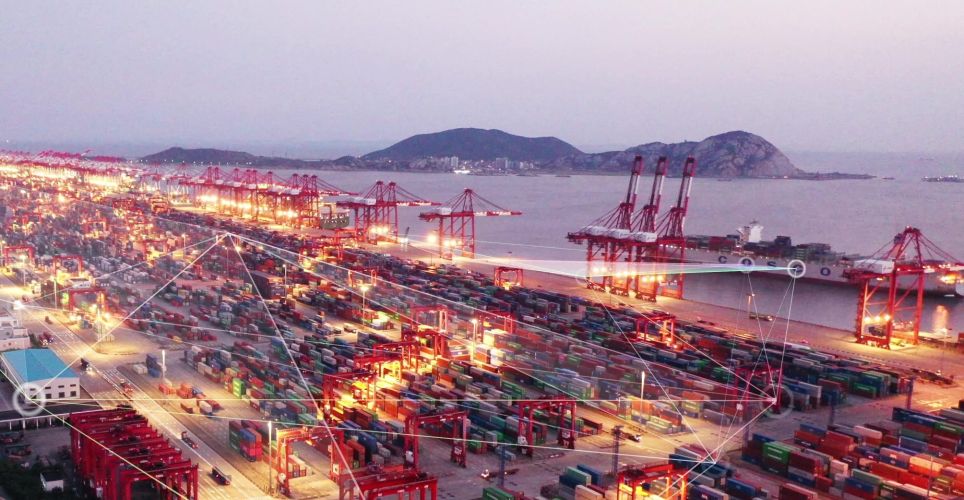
[12,382,47,418]
[739,257,755,274]
[787,259,807,279]
[766,384,795,420]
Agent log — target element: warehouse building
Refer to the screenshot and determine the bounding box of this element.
[0,348,79,401]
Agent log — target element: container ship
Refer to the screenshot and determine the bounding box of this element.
[685,221,963,297]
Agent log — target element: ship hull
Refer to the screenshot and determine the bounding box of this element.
[685,248,962,297]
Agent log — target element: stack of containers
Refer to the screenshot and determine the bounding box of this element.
[286,454,308,478]
[748,408,964,499]
[557,466,592,499]
[228,420,263,462]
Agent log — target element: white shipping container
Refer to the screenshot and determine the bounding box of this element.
[575,485,603,500]
[854,258,894,274]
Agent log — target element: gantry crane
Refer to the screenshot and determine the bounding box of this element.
[404,410,470,468]
[494,266,524,289]
[633,311,676,345]
[419,188,521,259]
[516,397,577,457]
[2,244,35,267]
[567,155,646,294]
[615,463,688,500]
[321,369,375,422]
[274,426,351,496]
[339,181,438,244]
[337,465,438,500]
[69,408,198,500]
[630,156,669,300]
[844,227,962,348]
[648,157,696,299]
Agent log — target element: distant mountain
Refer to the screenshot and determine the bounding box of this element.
[362,128,582,162]
[546,131,804,177]
[141,130,853,179]
[141,147,325,169]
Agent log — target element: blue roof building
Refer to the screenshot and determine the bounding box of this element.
[0,348,79,400]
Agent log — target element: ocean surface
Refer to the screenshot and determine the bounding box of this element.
[275,151,964,334]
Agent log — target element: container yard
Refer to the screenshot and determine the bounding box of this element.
[0,153,961,500]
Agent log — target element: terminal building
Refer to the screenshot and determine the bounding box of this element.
[0,314,30,351]
[0,348,79,401]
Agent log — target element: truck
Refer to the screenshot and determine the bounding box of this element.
[181,431,199,449]
[210,467,232,485]
[118,380,134,398]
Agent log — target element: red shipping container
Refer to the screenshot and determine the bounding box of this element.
[869,462,903,481]
[815,475,832,492]
[903,422,933,437]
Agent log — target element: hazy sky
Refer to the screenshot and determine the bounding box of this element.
[2,1,962,155]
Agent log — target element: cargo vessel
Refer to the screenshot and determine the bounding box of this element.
[685,221,963,297]
[922,175,962,183]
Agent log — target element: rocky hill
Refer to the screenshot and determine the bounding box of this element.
[362,128,582,162]
[141,147,319,168]
[547,131,803,177]
[141,130,842,179]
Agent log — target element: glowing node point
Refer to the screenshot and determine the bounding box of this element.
[787,259,806,279]
[739,256,755,274]
[12,382,47,417]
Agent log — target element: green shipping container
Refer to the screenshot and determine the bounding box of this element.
[482,487,516,500]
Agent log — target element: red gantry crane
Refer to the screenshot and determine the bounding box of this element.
[516,397,577,457]
[339,181,439,244]
[336,465,438,500]
[404,410,470,468]
[69,408,198,500]
[844,227,962,348]
[567,156,646,294]
[615,463,688,500]
[419,188,521,259]
[647,157,696,300]
[629,156,669,300]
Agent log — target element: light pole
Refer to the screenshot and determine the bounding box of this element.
[470,318,479,342]
[283,264,288,297]
[267,420,273,494]
[640,371,646,403]
[359,283,370,310]
[940,328,949,376]
[161,349,167,380]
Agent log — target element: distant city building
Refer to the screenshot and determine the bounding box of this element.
[0,314,30,351]
[494,157,509,170]
[0,348,79,400]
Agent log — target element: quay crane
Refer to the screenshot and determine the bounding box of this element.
[568,155,696,300]
[566,155,645,294]
[339,181,439,244]
[419,188,521,259]
[845,226,962,348]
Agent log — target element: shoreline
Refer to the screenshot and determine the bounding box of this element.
[365,241,964,377]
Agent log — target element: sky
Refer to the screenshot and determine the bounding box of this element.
[1,1,963,157]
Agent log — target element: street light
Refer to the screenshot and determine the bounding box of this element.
[359,283,370,310]
[267,420,273,494]
[470,318,480,342]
